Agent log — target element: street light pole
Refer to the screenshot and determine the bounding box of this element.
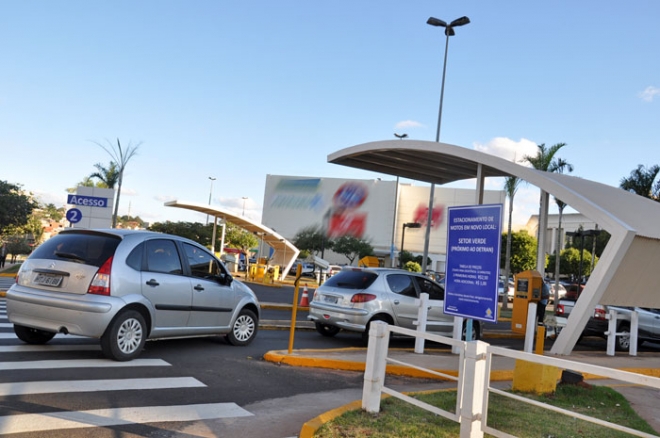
[421,16,470,274]
[400,222,422,268]
[206,177,216,225]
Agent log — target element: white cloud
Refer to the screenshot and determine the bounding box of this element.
[639,86,660,102]
[394,120,424,130]
[472,137,539,164]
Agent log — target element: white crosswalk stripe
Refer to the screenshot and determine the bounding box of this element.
[0,298,254,434]
[0,358,170,371]
[0,403,253,435]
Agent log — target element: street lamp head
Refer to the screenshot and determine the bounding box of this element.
[427,16,470,36]
[209,176,216,181]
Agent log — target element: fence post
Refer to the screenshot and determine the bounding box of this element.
[630,310,639,356]
[606,308,618,356]
[459,340,487,438]
[524,302,537,353]
[362,321,389,413]
[415,293,429,354]
[452,316,464,354]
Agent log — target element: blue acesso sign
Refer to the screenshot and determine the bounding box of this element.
[67,194,109,208]
[444,204,503,323]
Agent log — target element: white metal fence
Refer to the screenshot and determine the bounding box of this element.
[362,320,660,438]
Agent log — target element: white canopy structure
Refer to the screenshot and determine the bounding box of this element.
[164,200,299,278]
[329,139,660,355]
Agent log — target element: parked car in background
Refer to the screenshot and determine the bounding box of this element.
[290,261,315,277]
[498,277,514,302]
[6,229,260,361]
[307,267,481,343]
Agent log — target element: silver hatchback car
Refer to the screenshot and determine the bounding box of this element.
[7,229,260,361]
[307,267,480,343]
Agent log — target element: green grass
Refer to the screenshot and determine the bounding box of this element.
[315,384,657,437]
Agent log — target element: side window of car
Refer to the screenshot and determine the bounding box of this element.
[414,277,444,301]
[145,240,183,275]
[126,243,144,271]
[386,274,417,298]
[183,243,221,280]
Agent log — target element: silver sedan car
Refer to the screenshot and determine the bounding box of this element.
[7,229,260,361]
[308,267,480,343]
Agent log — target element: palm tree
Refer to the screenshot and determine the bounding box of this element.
[501,176,521,310]
[620,164,660,201]
[523,143,574,274]
[89,161,120,189]
[93,139,141,228]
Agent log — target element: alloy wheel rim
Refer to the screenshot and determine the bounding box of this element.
[117,317,143,354]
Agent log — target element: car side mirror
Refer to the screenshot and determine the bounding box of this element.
[217,273,233,286]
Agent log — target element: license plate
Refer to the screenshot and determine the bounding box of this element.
[322,295,338,304]
[34,273,63,287]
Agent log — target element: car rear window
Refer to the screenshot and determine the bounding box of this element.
[29,232,121,267]
[322,269,378,290]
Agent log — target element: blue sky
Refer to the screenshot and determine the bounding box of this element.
[2,1,659,228]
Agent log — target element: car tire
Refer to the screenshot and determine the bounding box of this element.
[227,308,258,346]
[362,315,393,344]
[315,323,340,337]
[14,324,56,344]
[615,322,631,352]
[101,309,147,361]
[462,320,481,341]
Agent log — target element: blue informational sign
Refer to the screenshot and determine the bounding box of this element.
[444,204,503,323]
[67,194,109,208]
[66,208,83,224]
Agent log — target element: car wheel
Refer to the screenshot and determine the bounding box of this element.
[315,323,340,337]
[615,322,631,352]
[227,308,258,346]
[462,320,481,341]
[101,309,147,361]
[14,324,56,344]
[362,315,393,344]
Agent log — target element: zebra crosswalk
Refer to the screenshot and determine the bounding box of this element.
[0,299,254,435]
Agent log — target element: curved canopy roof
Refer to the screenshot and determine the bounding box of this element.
[329,140,660,355]
[164,200,299,277]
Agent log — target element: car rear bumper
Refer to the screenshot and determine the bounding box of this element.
[6,287,122,338]
[308,302,370,332]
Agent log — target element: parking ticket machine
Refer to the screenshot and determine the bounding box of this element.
[511,270,543,334]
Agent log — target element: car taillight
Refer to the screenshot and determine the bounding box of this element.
[88,256,113,296]
[593,307,607,320]
[555,304,564,316]
[351,293,377,303]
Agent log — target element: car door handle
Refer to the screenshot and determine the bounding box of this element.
[146,279,159,286]
[393,300,400,305]
[194,284,204,291]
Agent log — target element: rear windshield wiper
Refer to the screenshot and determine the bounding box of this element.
[54,252,87,263]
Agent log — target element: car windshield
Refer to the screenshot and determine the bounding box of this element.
[322,269,378,290]
[29,231,121,267]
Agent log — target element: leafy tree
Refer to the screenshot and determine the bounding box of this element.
[67,176,105,193]
[332,235,374,265]
[117,215,146,229]
[398,250,415,267]
[4,233,32,262]
[149,221,215,247]
[23,216,45,247]
[223,223,259,264]
[403,261,421,273]
[500,230,537,274]
[619,164,660,201]
[0,180,38,236]
[89,161,120,189]
[94,138,141,228]
[292,226,331,256]
[553,247,595,282]
[43,203,65,222]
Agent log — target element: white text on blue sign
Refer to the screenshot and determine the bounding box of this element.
[67,195,108,208]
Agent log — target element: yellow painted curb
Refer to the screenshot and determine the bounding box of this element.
[299,399,362,438]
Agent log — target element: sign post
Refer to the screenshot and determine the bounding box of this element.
[444,204,503,327]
